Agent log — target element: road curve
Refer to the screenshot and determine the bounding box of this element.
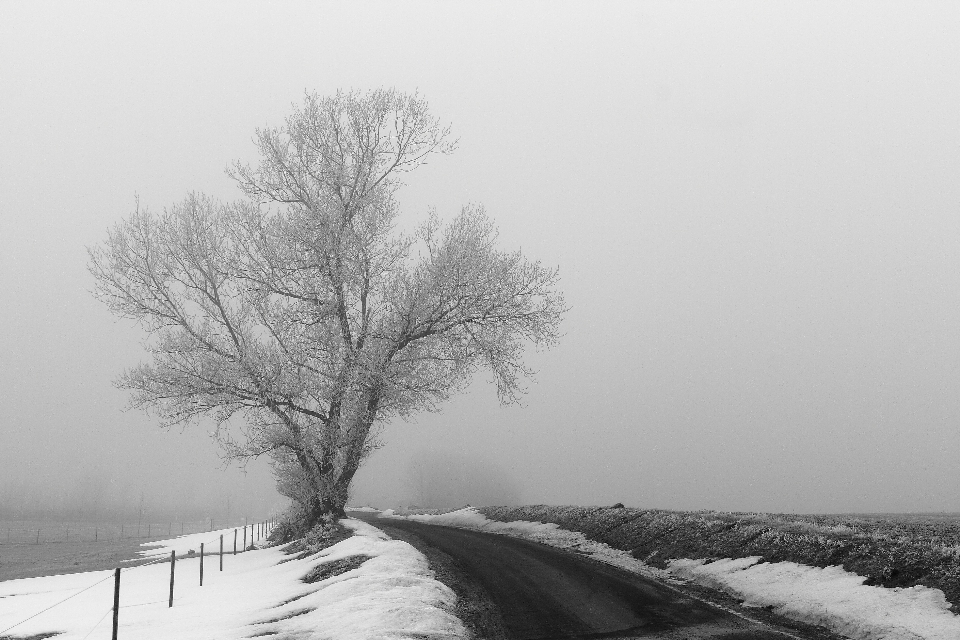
[353,513,816,640]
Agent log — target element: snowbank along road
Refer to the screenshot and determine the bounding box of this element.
[354,511,836,640]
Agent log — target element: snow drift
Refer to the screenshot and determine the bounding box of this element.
[0,518,467,640]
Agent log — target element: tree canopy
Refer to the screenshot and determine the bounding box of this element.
[89,89,565,525]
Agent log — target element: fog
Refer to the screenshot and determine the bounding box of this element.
[1,2,959,519]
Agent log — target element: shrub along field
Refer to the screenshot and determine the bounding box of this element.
[479,506,960,611]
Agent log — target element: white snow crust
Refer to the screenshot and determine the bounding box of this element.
[0,518,466,640]
[383,507,960,640]
[670,557,960,640]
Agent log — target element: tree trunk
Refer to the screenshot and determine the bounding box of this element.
[292,391,380,531]
[298,455,351,529]
[305,493,344,526]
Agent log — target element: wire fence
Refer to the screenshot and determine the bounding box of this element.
[0,517,256,545]
[0,518,277,640]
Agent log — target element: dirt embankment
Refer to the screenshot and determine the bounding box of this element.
[479,505,960,611]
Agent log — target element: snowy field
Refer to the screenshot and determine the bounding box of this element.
[382,508,960,640]
[0,518,466,640]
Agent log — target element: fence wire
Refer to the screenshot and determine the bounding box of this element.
[0,518,252,545]
[0,571,115,635]
[0,520,275,638]
[79,606,115,640]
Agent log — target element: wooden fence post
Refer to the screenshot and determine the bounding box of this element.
[243,526,246,551]
[233,529,237,555]
[112,568,120,640]
[168,551,176,607]
[200,543,204,586]
[219,535,223,571]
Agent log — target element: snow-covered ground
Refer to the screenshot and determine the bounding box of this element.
[382,507,960,640]
[0,518,466,640]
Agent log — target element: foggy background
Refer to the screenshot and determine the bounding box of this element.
[1,2,959,520]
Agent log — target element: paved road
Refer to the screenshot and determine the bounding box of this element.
[353,513,818,640]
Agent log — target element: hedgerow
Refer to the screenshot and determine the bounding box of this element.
[479,505,960,611]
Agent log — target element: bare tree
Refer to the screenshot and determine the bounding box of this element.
[89,89,565,526]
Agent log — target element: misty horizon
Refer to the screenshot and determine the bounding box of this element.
[3,2,960,519]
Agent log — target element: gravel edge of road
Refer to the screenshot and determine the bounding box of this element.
[371,520,509,640]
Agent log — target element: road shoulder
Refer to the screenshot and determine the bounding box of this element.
[372,520,509,640]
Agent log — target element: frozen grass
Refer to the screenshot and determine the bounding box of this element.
[386,507,960,640]
[479,506,960,611]
[0,518,467,640]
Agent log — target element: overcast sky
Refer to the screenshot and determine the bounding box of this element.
[2,2,959,519]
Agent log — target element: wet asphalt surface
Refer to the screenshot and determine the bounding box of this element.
[352,513,815,640]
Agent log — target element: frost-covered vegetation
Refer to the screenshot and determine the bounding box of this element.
[89,89,565,529]
[480,506,960,611]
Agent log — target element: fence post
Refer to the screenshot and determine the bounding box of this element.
[200,543,204,586]
[220,535,223,571]
[95,527,98,542]
[112,568,120,640]
[168,551,176,607]
[233,529,237,555]
[36,529,39,544]
[148,524,151,537]
[243,526,246,551]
